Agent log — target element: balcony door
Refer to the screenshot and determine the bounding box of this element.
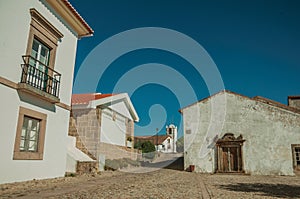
[29,38,50,90]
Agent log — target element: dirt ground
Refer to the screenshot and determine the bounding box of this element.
[1,167,300,199]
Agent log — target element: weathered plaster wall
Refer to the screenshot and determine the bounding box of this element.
[184,92,300,175]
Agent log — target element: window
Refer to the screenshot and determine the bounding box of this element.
[26,8,63,70]
[31,38,50,68]
[292,144,300,171]
[19,8,63,99]
[28,38,51,91]
[13,107,47,160]
[20,116,40,152]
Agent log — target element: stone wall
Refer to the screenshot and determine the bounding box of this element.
[70,108,138,162]
[183,91,300,175]
[76,161,98,175]
[71,109,101,159]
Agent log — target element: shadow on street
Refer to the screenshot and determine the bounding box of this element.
[141,156,184,171]
[218,183,300,198]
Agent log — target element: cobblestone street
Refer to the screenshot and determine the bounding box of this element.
[1,163,300,199]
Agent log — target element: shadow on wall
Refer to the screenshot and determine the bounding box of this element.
[218,183,300,198]
[18,91,56,112]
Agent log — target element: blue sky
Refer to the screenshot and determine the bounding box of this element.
[70,0,300,137]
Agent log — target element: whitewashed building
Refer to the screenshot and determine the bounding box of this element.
[135,124,178,153]
[68,93,139,169]
[181,90,300,175]
[0,0,93,183]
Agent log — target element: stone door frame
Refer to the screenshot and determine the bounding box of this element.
[215,133,245,173]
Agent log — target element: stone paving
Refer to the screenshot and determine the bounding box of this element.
[1,156,300,199]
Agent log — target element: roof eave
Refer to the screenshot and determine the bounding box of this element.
[45,0,94,38]
[87,93,140,122]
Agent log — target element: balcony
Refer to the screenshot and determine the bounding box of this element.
[18,55,61,103]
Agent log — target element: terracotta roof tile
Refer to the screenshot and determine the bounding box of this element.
[253,96,300,114]
[72,93,114,105]
[179,90,300,115]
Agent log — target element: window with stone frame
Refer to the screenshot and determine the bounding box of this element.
[13,107,47,160]
[19,116,40,152]
[292,144,300,171]
[26,8,63,71]
[21,8,63,98]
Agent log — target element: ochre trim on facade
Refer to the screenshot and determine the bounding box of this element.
[56,102,71,111]
[0,76,18,89]
[30,8,64,41]
[0,76,71,111]
[13,107,47,160]
[27,8,62,71]
[17,83,60,104]
[17,8,66,106]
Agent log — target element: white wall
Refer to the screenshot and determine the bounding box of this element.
[0,0,77,105]
[100,109,126,146]
[184,92,300,175]
[0,0,78,183]
[110,101,133,121]
[0,85,70,183]
[66,136,95,173]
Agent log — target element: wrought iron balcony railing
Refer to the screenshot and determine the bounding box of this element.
[20,55,61,98]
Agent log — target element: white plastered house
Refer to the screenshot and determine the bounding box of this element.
[180,90,300,175]
[134,124,178,153]
[67,93,139,171]
[0,0,93,184]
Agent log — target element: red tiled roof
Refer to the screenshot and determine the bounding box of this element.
[179,90,300,115]
[61,0,94,36]
[72,93,114,105]
[253,96,300,114]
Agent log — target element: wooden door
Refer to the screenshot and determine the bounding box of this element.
[221,146,240,172]
[229,147,238,172]
[216,133,245,173]
[222,147,229,172]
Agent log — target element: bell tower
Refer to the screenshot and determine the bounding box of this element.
[166,124,178,153]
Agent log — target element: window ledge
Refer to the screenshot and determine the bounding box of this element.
[17,83,60,104]
[13,151,43,160]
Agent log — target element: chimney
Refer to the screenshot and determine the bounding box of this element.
[288,96,300,110]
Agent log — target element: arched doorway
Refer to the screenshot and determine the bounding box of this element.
[216,133,245,173]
